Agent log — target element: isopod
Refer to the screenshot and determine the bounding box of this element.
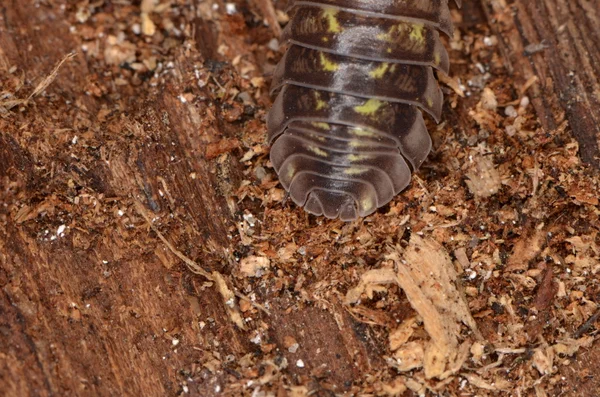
[268,0,460,220]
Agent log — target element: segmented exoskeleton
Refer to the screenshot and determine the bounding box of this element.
[267,0,460,220]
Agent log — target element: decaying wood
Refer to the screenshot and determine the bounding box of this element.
[1,1,600,396]
[483,0,600,167]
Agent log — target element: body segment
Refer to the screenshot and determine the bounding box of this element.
[267,0,458,220]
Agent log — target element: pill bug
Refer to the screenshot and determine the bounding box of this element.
[267,0,460,220]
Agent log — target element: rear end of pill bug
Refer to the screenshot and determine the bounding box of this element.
[267,0,460,220]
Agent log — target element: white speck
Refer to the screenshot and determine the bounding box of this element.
[199,321,206,329]
[215,384,221,393]
[102,260,109,264]
[118,210,124,216]
[172,339,179,346]
[296,359,305,368]
[178,95,187,103]
[288,343,299,353]
[132,23,141,35]
[250,334,261,344]
[86,304,91,308]
[267,38,279,51]
[225,3,236,14]
[505,105,518,118]
[243,213,256,227]
[57,224,66,236]
[72,136,78,144]
[182,385,189,393]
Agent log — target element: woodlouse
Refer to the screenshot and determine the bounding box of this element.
[267,0,460,220]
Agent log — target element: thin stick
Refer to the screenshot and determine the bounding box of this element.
[134,200,270,316]
[0,52,76,111]
[573,309,600,339]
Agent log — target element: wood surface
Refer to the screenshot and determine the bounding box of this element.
[483,0,600,166]
[1,0,599,396]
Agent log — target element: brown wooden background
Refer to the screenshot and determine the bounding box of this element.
[1,0,599,396]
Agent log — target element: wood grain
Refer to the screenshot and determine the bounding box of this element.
[1,0,600,396]
[483,0,600,167]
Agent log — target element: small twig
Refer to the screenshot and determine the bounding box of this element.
[234,291,270,315]
[574,308,600,339]
[0,52,76,111]
[134,200,270,319]
[134,200,212,279]
[28,52,76,101]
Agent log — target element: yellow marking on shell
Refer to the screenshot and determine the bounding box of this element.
[322,8,342,33]
[311,122,330,130]
[322,36,329,43]
[347,154,372,161]
[354,99,384,115]
[409,23,425,44]
[314,91,329,111]
[286,164,296,180]
[319,52,339,72]
[348,140,364,148]
[344,167,368,175]
[307,146,328,157]
[361,196,374,211]
[377,23,401,42]
[350,127,376,137]
[426,97,434,108]
[434,52,441,65]
[309,134,327,142]
[369,63,390,79]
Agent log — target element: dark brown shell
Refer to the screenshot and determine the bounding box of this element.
[267,0,458,220]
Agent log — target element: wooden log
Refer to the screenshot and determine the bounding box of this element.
[0,1,387,395]
[1,0,600,396]
[482,0,600,167]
